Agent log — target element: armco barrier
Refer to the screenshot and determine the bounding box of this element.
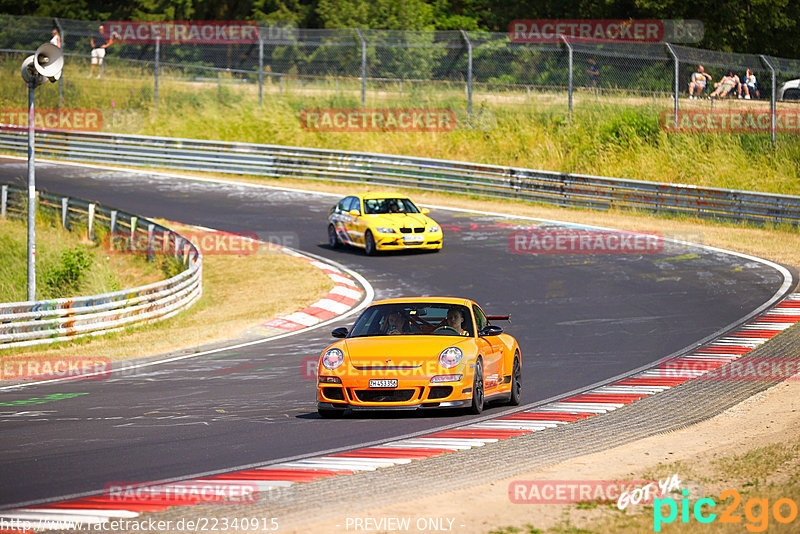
[0,184,202,349]
[1,129,799,225]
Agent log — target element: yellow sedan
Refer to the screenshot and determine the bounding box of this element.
[328,193,443,255]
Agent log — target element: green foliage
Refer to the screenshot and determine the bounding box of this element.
[42,247,94,297]
[316,0,434,30]
[598,108,661,148]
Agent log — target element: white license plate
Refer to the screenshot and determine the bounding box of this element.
[403,234,424,243]
[369,379,398,388]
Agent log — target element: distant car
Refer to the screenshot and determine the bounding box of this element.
[778,79,800,101]
[328,193,443,255]
[316,297,521,417]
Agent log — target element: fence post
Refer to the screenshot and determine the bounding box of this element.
[665,43,680,129]
[88,203,95,240]
[61,197,69,229]
[460,30,473,116]
[355,28,366,106]
[110,210,117,233]
[1,185,6,219]
[147,223,155,261]
[560,34,573,116]
[154,37,160,108]
[760,55,777,146]
[258,33,264,106]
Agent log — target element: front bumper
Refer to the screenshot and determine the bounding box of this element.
[317,374,472,410]
[374,232,443,251]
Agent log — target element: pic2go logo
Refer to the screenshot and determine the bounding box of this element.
[654,489,799,532]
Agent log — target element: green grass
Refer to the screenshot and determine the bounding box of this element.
[0,215,164,302]
[2,52,799,197]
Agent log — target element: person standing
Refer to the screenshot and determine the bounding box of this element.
[89,25,113,79]
[50,27,61,48]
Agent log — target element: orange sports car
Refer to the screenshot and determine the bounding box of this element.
[316,297,522,417]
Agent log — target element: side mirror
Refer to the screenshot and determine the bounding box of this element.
[420,208,430,214]
[479,325,503,337]
[349,209,360,217]
[331,327,348,338]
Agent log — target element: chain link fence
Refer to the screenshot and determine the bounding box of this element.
[2,15,800,137]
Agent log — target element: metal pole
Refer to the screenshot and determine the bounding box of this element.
[355,29,366,106]
[666,43,680,128]
[560,34,573,116]
[460,30,473,116]
[760,55,776,146]
[55,18,64,107]
[154,37,160,108]
[27,82,36,301]
[258,34,264,106]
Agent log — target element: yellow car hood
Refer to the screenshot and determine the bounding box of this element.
[365,213,435,229]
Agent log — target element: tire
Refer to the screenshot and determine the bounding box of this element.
[328,224,342,248]
[328,224,341,249]
[469,358,484,414]
[364,230,377,256]
[509,353,522,406]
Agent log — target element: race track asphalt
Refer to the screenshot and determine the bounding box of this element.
[0,158,790,508]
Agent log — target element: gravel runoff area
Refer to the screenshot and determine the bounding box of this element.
[41,316,800,534]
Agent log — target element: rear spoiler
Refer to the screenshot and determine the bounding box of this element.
[486,315,511,322]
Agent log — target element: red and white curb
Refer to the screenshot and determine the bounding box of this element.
[3,293,797,531]
[167,223,365,338]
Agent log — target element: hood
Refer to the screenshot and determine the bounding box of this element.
[366,212,435,229]
[343,336,469,366]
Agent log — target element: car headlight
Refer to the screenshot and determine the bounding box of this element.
[428,225,440,233]
[375,227,396,234]
[438,347,463,369]
[322,348,345,370]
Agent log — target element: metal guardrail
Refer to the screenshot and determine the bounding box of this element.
[1,129,799,226]
[0,184,202,349]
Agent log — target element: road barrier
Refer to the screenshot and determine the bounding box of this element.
[0,184,202,349]
[1,130,798,226]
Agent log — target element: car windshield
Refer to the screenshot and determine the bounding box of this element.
[363,198,420,215]
[348,303,473,337]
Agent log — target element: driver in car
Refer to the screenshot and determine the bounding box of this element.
[446,308,470,336]
[386,311,407,335]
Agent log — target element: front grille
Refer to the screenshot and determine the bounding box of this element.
[399,228,411,234]
[354,389,416,402]
[321,387,344,401]
[413,227,424,233]
[427,386,453,400]
[399,227,424,234]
